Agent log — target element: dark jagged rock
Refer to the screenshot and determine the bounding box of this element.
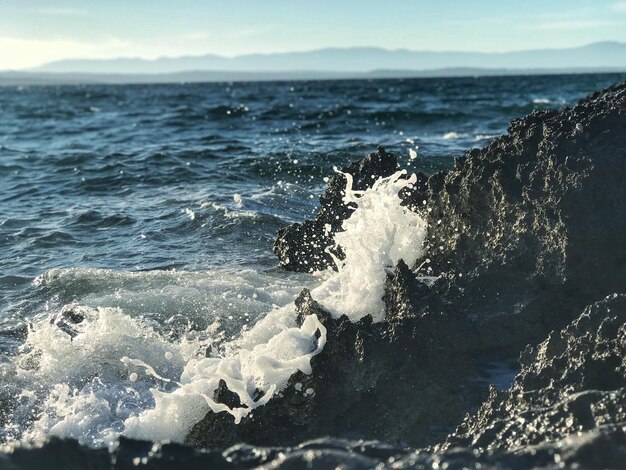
[212,379,245,410]
[1,436,235,470]
[420,81,626,348]
[388,426,626,469]
[398,171,430,212]
[3,437,110,470]
[441,294,626,453]
[112,436,231,469]
[381,259,431,324]
[273,146,400,272]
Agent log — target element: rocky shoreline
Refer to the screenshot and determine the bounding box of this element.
[2,82,625,468]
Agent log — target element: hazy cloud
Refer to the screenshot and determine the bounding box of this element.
[443,16,515,26]
[230,28,274,39]
[613,2,626,12]
[36,8,89,17]
[0,36,128,70]
[527,20,618,31]
[178,32,212,42]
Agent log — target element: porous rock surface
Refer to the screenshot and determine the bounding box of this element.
[442,294,626,454]
[422,81,626,348]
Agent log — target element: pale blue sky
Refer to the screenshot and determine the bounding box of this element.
[2,0,626,69]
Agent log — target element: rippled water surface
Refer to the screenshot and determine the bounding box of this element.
[1,73,625,445]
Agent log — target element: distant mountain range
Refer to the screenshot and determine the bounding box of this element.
[2,42,626,85]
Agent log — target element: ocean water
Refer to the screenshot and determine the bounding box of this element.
[1,73,625,448]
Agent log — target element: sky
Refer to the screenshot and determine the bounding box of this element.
[1,0,626,70]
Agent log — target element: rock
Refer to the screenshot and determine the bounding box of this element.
[4,437,109,470]
[112,436,230,469]
[441,294,626,453]
[1,436,233,470]
[389,427,626,469]
[214,379,244,410]
[381,259,431,324]
[8,425,626,469]
[420,82,626,347]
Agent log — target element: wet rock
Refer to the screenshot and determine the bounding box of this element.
[388,427,626,469]
[4,437,109,470]
[420,82,626,347]
[398,171,430,212]
[214,379,244,410]
[2,436,235,470]
[381,259,431,324]
[262,448,378,470]
[112,436,230,469]
[273,146,399,272]
[8,426,626,469]
[441,294,626,453]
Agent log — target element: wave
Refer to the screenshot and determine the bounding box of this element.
[0,170,425,447]
[1,266,315,445]
[441,131,468,140]
[201,201,260,220]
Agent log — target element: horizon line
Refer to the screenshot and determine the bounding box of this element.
[2,66,626,88]
[12,40,626,73]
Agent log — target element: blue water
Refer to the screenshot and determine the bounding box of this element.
[1,73,625,445]
[3,75,624,300]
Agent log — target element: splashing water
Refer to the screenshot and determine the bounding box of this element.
[122,311,326,441]
[1,170,427,447]
[313,169,428,322]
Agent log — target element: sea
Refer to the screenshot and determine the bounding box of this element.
[1,73,625,448]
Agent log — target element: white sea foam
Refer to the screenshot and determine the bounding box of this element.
[474,134,499,141]
[201,201,259,219]
[442,131,467,140]
[7,306,185,446]
[184,208,195,221]
[312,170,427,321]
[1,268,315,446]
[123,312,325,441]
[3,170,427,447]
